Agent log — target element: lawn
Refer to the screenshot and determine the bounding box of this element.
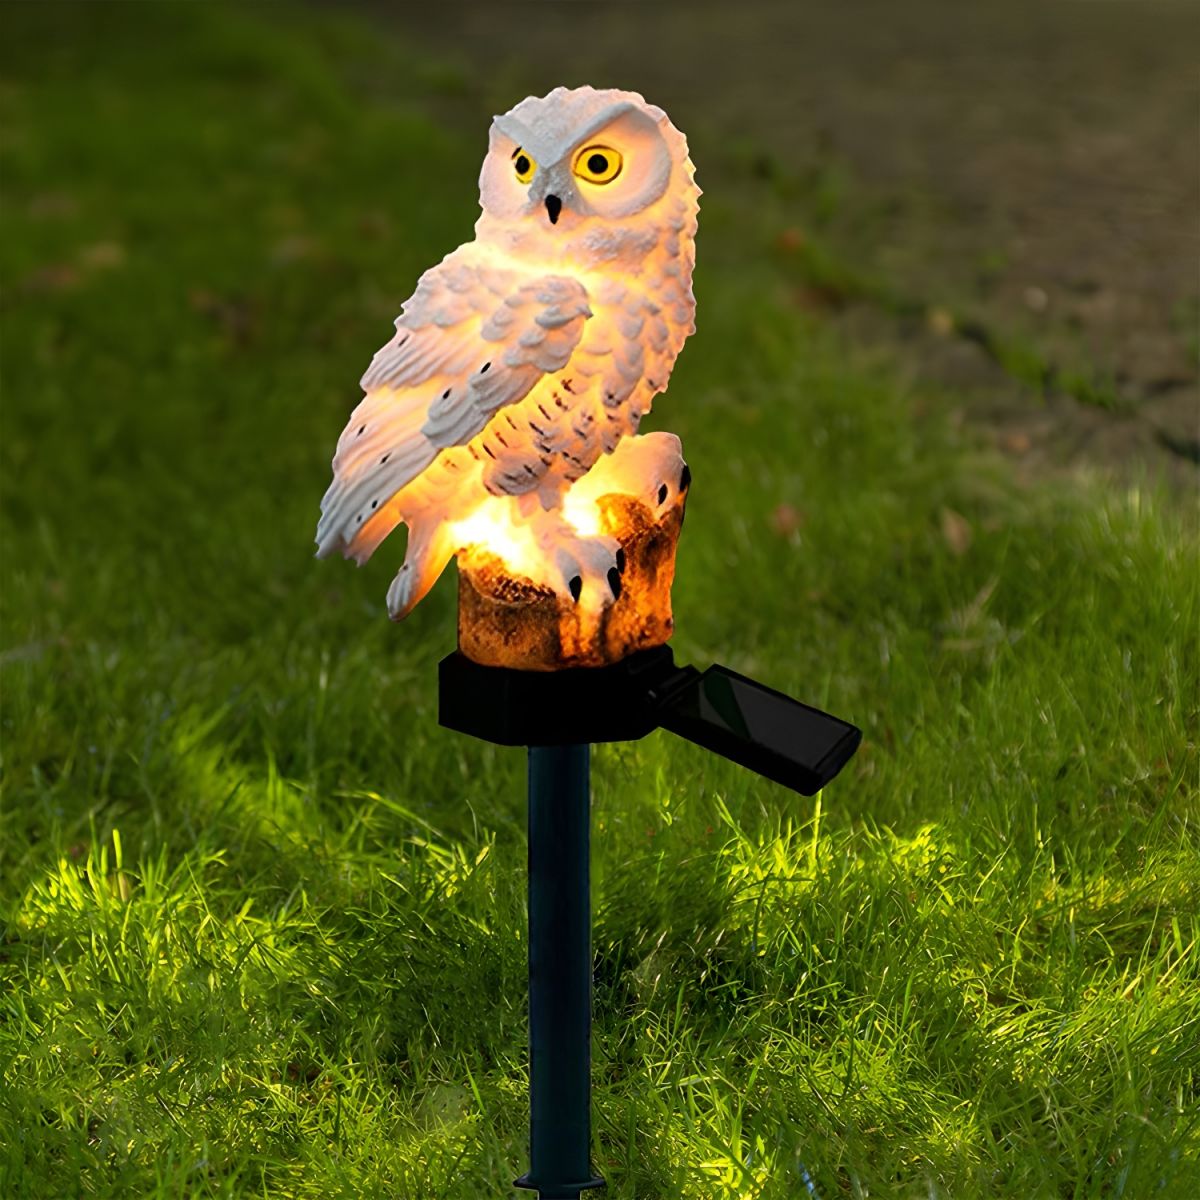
[1,4,1196,1198]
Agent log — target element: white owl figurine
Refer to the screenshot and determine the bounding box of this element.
[316,86,700,618]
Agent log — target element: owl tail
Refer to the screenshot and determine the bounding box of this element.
[386,519,456,621]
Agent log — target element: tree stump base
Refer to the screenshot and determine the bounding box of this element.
[457,491,687,671]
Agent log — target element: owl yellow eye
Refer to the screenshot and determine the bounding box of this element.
[512,148,537,184]
[572,144,622,185]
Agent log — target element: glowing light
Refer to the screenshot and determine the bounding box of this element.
[561,487,605,539]
[450,500,543,581]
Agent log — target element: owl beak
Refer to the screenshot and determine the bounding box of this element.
[544,194,562,225]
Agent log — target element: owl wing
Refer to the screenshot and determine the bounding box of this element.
[315,250,591,561]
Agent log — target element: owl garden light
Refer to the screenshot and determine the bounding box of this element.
[317,87,862,1198]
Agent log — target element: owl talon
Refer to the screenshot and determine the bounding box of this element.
[545,530,622,609]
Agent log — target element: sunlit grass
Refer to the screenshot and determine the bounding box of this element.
[1,3,1197,1198]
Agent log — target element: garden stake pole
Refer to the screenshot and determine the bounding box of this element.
[437,648,862,1196]
[515,744,605,1198]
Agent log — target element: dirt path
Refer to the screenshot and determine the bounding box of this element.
[347,0,1198,491]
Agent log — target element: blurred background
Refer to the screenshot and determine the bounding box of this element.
[389,0,1199,481]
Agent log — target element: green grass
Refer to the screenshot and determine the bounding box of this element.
[1,4,1197,1198]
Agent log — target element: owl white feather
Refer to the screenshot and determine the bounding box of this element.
[316,86,700,618]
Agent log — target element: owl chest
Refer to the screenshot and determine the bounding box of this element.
[585,279,685,404]
[471,264,690,497]
[474,376,599,493]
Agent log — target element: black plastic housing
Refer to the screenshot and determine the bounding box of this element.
[438,647,862,796]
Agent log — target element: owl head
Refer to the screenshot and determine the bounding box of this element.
[478,86,697,231]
